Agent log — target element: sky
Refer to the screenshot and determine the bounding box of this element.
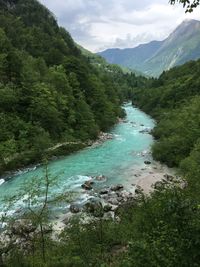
[39,0,200,52]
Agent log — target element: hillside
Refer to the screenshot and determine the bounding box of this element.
[0,0,145,174]
[77,43,145,76]
[99,40,163,73]
[133,58,200,167]
[99,19,200,76]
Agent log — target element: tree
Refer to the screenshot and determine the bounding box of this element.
[0,0,132,175]
[170,0,200,12]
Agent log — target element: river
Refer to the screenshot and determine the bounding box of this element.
[0,103,155,212]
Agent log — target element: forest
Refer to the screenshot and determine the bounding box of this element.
[133,59,200,168]
[0,0,145,175]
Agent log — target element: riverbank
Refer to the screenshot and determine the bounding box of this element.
[0,131,115,182]
[51,160,175,234]
[0,104,157,224]
[132,161,175,194]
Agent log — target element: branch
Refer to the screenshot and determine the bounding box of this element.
[169,0,200,12]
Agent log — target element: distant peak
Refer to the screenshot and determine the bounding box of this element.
[181,18,200,25]
[171,18,200,36]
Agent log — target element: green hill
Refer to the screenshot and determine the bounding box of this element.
[133,58,200,167]
[0,0,145,174]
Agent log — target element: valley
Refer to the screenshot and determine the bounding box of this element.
[0,0,200,266]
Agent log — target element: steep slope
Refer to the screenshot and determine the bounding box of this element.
[0,0,142,174]
[99,19,200,76]
[133,58,200,166]
[144,19,200,76]
[98,40,163,74]
[77,44,145,76]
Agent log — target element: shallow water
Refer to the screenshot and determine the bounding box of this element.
[0,103,155,208]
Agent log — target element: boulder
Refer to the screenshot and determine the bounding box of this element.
[99,188,109,195]
[81,180,93,190]
[144,160,151,165]
[135,186,143,194]
[154,181,164,190]
[134,174,141,177]
[139,128,151,134]
[180,180,188,189]
[99,132,113,142]
[103,211,114,220]
[70,204,81,213]
[163,174,175,181]
[111,184,124,191]
[84,199,103,217]
[108,198,119,206]
[117,197,124,203]
[95,175,107,182]
[119,118,128,123]
[103,204,113,212]
[11,219,37,236]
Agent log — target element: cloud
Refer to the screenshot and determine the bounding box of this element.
[39,0,200,52]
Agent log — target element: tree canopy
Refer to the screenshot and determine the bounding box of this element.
[0,0,145,174]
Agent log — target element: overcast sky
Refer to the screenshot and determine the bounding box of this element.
[39,0,200,52]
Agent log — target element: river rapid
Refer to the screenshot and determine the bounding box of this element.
[0,103,155,214]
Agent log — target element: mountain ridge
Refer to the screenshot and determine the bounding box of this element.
[98,19,200,76]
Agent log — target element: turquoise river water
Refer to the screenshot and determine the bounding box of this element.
[0,103,155,212]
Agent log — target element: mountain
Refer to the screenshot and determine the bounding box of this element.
[98,40,163,72]
[99,19,200,77]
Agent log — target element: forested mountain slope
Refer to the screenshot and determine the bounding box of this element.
[133,59,200,168]
[0,0,145,174]
[98,40,163,74]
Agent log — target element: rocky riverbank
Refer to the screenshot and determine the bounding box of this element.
[0,163,183,255]
[51,162,177,234]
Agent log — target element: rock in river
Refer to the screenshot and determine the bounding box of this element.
[70,204,81,213]
[81,180,94,190]
[111,184,124,191]
[95,175,107,182]
[99,188,110,195]
[84,199,103,217]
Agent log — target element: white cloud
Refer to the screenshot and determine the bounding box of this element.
[39,0,200,52]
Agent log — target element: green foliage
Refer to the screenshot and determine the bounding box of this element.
[131,58,200,266]
[133,59,200,167]
[0,0,142,174]
[3,178,200,267]
[180,140,200,199]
